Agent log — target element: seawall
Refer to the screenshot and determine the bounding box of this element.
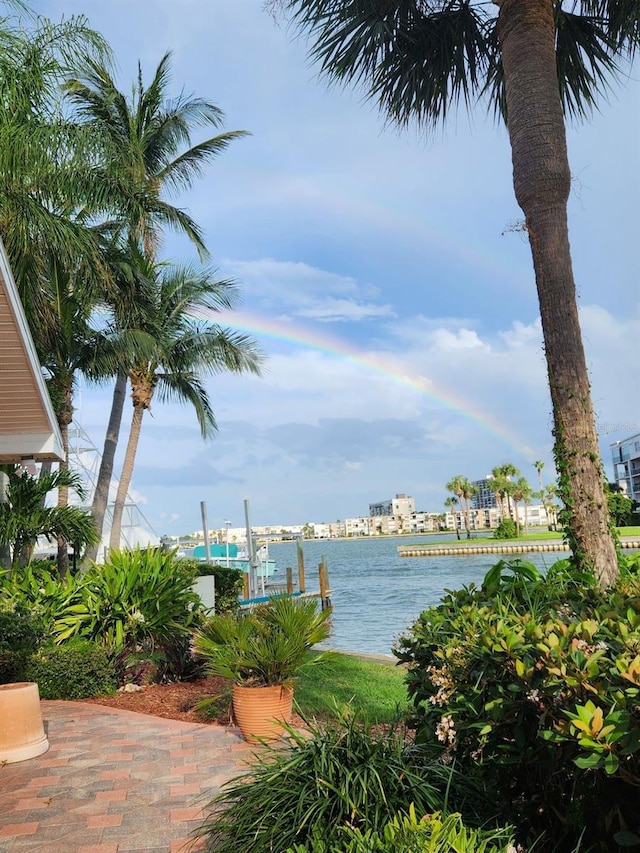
[398,539,640,557]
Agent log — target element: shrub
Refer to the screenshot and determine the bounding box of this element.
[0,562,82,634]
[24,640,117,699]
[188,560,244,614]
[394,558,640,851]
[286,806,515,853]
[55,547,203,656]
[195,712,483,853]
[492,518,517,539]
[0,602,45,683]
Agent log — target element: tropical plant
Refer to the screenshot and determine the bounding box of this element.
[287,806,515,853]
[0,13,111,306]
[394,557,640,850]
[512,475,533,535]
[446,476,475,539]
[64,52,249,562]
[107,263,263,549]
[272,0,639,588]
[195,712,479,853]
[0,466,97,573]
[54,547,203,655]
[0,561,83,636]
[542,483,559,530]
[193,594,332,686]
[490,464,519,521]
[534,460,545,497]
[443,496,460,540]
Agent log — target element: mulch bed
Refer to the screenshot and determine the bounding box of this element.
[80,676,234,725]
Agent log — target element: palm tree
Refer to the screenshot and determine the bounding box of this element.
[0,15,112,303]
[492,463,519,520]
[534,460,545,498]
[35,253,149,576]
[274,0,638,586]
[0,466,98,573]
[543,484,559,531]
[108,263,264,550]
[512,476,533,536]
[460,478,476,539]
[444,496,460,540]
[64,52,249,562]
[446,476,475,539]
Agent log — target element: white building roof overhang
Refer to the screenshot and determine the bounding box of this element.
[0,238,64,464]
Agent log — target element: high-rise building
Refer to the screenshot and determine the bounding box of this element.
[611,434,640,503]
[471,478,497,510]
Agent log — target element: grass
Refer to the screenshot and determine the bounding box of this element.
[295,651,408,724]
[415,526,640,548]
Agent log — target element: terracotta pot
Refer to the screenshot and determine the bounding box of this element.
[0,682,49,763]
[232,683,294,743]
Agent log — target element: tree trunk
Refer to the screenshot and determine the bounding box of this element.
[497,0,618,587]
[109,403,144,552]
[0,470,10,570]
[83,372,127,566]
[56,387,73,580]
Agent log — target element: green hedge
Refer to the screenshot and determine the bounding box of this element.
[25,640,117,699]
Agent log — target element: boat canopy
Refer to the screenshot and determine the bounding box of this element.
[192,543,239,559]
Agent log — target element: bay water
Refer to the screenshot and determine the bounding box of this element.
[267,535,562,656]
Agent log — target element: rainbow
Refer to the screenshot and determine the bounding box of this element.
[204,308,533,459]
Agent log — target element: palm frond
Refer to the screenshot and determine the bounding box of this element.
[556,8,620,119]
[289,0,492,129]
[155,372,218,438]
[580,0,640,53]
[154,131,250,195]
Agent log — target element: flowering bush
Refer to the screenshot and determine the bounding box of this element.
[394,558,640,851]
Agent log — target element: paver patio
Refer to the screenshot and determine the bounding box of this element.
[0,700,256,853]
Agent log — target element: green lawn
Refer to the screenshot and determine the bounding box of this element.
[294,651,408,724]
[415,526,640,548]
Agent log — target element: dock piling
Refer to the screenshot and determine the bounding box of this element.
[297,539,306,593]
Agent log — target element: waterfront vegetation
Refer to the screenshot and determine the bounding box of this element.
[1,1,640,850]
[2,545,640,849]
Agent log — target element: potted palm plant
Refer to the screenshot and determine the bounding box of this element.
[193,595,332,742]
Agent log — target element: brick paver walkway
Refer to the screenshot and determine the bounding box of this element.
[0,701,256,853]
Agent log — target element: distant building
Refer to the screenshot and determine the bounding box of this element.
[611,434,640,503]
[369,493,416,517]
[471,478,497,510]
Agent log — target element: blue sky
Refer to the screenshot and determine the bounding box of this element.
[34,0,640,535]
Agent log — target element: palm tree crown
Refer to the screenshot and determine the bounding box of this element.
[108,263,264,550]
[64,51,249,258]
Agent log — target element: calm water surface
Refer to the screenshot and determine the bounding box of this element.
[267,535,562,656]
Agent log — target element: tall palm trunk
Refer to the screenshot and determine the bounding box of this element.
[83,372,128,566]
[497,0,617,587]
[108,401,145,552]
[56,385,73,579]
